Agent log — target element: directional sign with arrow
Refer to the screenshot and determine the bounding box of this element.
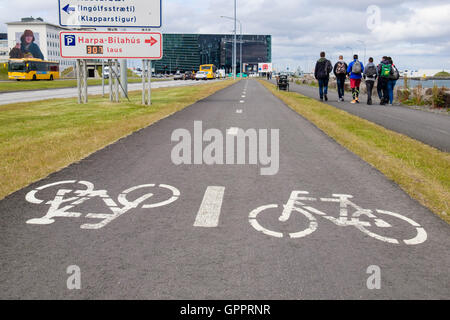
[60,32,163,59]
[58,0,162,28]
[62,4,76,14]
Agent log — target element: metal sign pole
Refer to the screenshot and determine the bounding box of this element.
[148,60,152,106]
[83,60,88,104]
[142,59,146,105]
[76,59,81,104]
[114,59,120,102]
[102,60,105,97]
[108,60,113,102]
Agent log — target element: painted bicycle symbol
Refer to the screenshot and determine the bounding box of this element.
[25,180,180,230]
[249,191,427,245]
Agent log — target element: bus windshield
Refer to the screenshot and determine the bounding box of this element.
[201,66,212,71]
[8,61,27,72]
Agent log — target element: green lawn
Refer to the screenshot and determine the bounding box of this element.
[0,77,170,93]
[0,80,235,199]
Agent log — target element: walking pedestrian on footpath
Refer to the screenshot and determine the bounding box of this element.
[377,56,392,105]
[363,57,378,105]
[387,57,400,106]
[334,55,348,102]
[347,54,364,104]
[314,51,333,101]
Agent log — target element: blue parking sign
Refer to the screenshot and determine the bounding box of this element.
[64,35,76,46]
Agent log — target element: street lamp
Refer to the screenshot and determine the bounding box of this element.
[346,46,353,58]
[221,15,243,76]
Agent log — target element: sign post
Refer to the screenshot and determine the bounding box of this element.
[59,1,163,105]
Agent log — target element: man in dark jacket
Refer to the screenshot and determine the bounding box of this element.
[314,52,332,101]
[377,56,391,105]
[333,55,348,102]
[363,57,378,105]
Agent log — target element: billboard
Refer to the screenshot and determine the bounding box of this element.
[9,29,44,60]
[60,31,163,59]
[258,63,273,73]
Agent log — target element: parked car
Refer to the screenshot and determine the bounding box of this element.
[184,71,195,80]
[174,71,183,80]
[195,71,208,81]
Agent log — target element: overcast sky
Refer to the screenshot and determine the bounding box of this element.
[1,0,449,72]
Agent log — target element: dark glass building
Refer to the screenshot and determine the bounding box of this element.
[153,34,271,74]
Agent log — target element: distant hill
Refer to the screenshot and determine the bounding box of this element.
[434,71,450,77]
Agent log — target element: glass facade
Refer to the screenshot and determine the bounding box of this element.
[153,34,271,74]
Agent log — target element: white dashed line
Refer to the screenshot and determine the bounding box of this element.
[194,186,226,228]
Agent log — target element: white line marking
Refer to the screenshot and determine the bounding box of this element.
[227,127,239,135]
[236,109,243,114]
[194,186,226,228]
[240,100,245,103]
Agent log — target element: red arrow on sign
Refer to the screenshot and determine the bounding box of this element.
[145,37,158,46]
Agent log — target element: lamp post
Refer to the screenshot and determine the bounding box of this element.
[357,40,366,63]
[220,16,243,76]
[346,46,353,58]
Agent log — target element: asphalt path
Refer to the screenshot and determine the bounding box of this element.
[0,79,221,105]
[271,80,450,152]
[0,80,448,299]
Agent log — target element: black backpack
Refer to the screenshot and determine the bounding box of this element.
[365,65,377,78]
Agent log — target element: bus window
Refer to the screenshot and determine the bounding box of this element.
[8,61,27,72]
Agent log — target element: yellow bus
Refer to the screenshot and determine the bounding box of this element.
[199,64,217,80]
[8,58,60,81]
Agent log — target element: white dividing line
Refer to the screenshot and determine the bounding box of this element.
[194,186,226,228]
[240,100,245,103]
[236,109,243,114]
[227,127,239,135]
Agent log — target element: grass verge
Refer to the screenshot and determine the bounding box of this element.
[0,78,170,93]
[261,80,450,224]
[0,80,235,199]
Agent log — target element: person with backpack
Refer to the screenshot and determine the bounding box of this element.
[347,54,364,104]
[314,51,333,101]
[387,57,400,106]
[363,57,378,105]
[334,55,348,102]
[377,56,391,105]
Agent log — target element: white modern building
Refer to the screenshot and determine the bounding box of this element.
[6,17,76,71]
[0,34,8,62]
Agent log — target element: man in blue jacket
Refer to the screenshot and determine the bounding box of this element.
[347,54,364,104]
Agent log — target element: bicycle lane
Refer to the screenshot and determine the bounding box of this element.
[0,79,448,299]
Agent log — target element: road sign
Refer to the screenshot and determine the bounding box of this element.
[60,32,163,59]
[258,63,273,73]
[58,0,162,28]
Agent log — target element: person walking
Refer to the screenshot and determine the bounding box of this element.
[377,56,391,105]
[334,55,348,102]
[347,54,364,104]
[314,52,332,101]
[363,57,378,105]
[387,57,400,106]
